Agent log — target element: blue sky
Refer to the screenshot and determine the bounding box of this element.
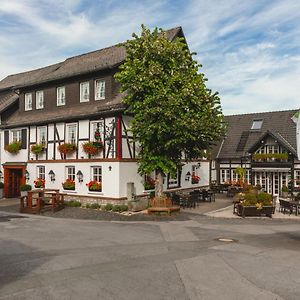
[0,0,299,115]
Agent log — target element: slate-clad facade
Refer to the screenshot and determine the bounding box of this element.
[0,27,210,201]
[211,110,300,195]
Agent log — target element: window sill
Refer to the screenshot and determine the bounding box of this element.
[88,191,103,195]
[63,190,77,193]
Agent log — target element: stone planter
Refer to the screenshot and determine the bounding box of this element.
[236,204,274,218]
[128,198,149,212]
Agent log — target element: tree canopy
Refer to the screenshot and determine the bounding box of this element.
[115,25,225,178]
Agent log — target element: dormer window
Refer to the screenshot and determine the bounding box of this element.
[95,79,105,100]
[57,86,65,106]
[25,93,32,111]
[36,91,44,109]
[251,119,263,130]
[80,82,90,102]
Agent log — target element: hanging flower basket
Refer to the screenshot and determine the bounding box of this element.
[34,178,45,188]
[94,128,102,141]
[82,141,103,156]
[31,143,45,155]
[5,141,21,154]
[86,180,102,192]
[62,179,75,190]
[58,143,76,155]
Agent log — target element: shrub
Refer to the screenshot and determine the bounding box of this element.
[5,141,21,154]
[90,203,101,209]
[31,143,45,154]
[65,200,81,207]
[257,192,272,206]
[255,184,262,190]
[149,191,155,199]
[85,203,91,209]
[20,184,32,191]
[104,203,113,211]
[144,175,155,190]
[281,185,289,192]
[0,182,4,189]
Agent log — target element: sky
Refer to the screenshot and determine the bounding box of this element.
[0,0,299,115]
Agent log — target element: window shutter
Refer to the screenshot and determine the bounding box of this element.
[21,129,27,149]
[4,130,9,146]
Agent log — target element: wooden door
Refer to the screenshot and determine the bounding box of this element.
[8,169,22,198]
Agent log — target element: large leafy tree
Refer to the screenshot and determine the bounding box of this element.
[115,25,225,197]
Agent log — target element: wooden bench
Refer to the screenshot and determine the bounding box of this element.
[147,197,180,215]
[20,189,65,214]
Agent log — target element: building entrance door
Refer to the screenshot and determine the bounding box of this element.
[8,169,22,198]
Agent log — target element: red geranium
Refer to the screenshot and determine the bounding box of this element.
[34,178,45,188]
[86,180,102,191]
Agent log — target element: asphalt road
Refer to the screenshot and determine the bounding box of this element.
[0,212,299,300]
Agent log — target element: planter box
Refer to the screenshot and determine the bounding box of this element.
[236,204,274,218]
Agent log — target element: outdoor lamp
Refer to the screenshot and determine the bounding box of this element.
[0,170,3,180]
[196,162,201,169]
[76,170,83,183]
[185,171,191,181]
[25,171,30,181]
[108,166,112,171]
[48,170,55,182]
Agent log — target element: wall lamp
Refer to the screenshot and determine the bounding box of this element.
[108,166,112,171]
[48,170,55,182]
[196,162,201,169]
[0,170,3,180]
[25,170,30,181]
[76,170,83,182]
[185,171,191,181]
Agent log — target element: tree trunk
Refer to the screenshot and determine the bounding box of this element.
[155,170,164,198]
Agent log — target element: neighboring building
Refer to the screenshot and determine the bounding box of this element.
[0,27,210,202]
[211,109,300,195]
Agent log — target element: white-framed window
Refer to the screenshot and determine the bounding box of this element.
[295,170,300,186]
[66,124,77,144]
[91,120,104,142]
[25,93,32,111]
[57,86,65,106]
[80,81,90,102]
[36,91,44,109]
[11,129,21,142]
[66,166,75,181]
[91,166,102,182]
[37,126,47,146]
[220,169,230,183]
[37,166,45,179]
[95,79,105,100]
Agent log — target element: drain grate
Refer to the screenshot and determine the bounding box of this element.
[216,238,237,242]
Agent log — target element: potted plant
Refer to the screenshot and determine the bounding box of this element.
[62,179,75,190]
[86,180,102,192]
[20,184,32,197]
[5,141,22,154]
[58,143,76,157]
[144,175,155,190]
[31,143,45,155]
[82,141,103,156]
[281,185,289,198]
[0,182,4,198]
[191,175,200,184]
[34,178,45,188]
[236,192,274,217]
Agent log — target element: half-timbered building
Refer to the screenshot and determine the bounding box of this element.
[0,27,210,202]
[211,109,300,196]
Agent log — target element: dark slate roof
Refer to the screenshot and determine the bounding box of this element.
[2,92,126,128]
[213,109,298,159]
[0,91,18,113]
[0,27,183,91]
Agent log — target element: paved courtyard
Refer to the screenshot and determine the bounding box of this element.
[0,204,300,300]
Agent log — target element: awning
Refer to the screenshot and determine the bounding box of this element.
[252,167,290,172]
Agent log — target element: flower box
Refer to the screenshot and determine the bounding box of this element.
[34,178,45,188]
[31,143,45,155]
[236,204,274,218]
[82,141,103,156]
[58,143,76,155]
[5,141,21,154]
[86,180,102,192]
[62,179,75,190]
